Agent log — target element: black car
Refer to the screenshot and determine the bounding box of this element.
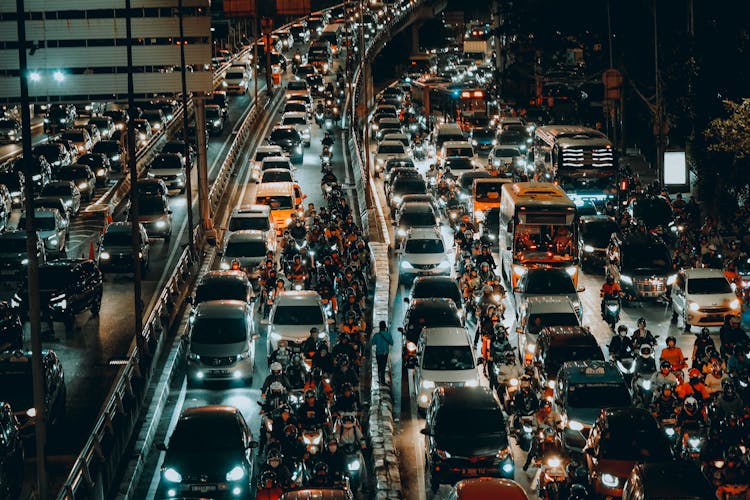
[0,118,22,144]
[606,232,672,303]
[0,402,23,498]
[97,222,150,274]
[627,195,674,232]
[156,406,257,499]
[75,153,111,186]
[54,165,96,202]
[480,207,500,248]
[33,196,70,228]
[92,140,125,171]
[268,126,303,164]
[0,171,25,207]
[43,103,76,134]
[0,302,22,352]
[205,105,226,135]
[533,325,605,387]
[422,387,514,493]
[399,298,462,367]
[578,215,620,272]
[0,231,44,278]
[623,461,715,500]
[12,259,103,333]
[12,156,51,193]
[207,92,229,116]
[0,350,66,435]
[103,109,129,131]
[407,276,463,314]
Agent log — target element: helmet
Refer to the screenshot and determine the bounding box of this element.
[660,360,671,371]
[723,381,737,399]
[483,284,493,294]
[665,336,676,346]
[494,324,507,336]
[342,382,354,394]
[699,327,710,338]
[617,324,628,334]
[279,404,291,415]
[327,436,338,446]
[304,389,317,400]
[606,275,614,284]
[267,449,282,463]
[639,344,653,358]
[270,362,282,374]
[688,368,702,380]
[336,353,350,367]
[270,381,284,394]
[520,375,532,388]
[342,413,356,424]
[260,470,278,487]
[661,383,674,395]
[313,461,329,476]
[724,445,743,464]
[683,396,698,412]
[284,424,298,439]
[568,484,588,500]
[637,317,647,328]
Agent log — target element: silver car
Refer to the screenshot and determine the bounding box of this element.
[40,181,81,216]
[18,208,67,258]
[513,268,583,319]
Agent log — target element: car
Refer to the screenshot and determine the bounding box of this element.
[281,111,311,146]
[415,326,479,410]
[0,232,43,278]
[192,271,254,308]
[82,123,101,145]
[670,267,741,331]
[267,291,329,353]
[97,222,150,273]
[161,140,194,167]
[156,406,257,497]
[250,145,285,181]
[396,193,438,215]
[0,350,65,435]
[394,202,440,245]
[254,182,298,233]
[75,153,111,187]
[555,360,633,453]
[449,478,529,500]
[12,259,102,332]
[224,204,275,248]
[43,103,76,133]
[259,168,295,185]
[381,132,410,149]
[286,80,311,102]
[17,208,67,258]
[283,100,309,117]
[132,118,153,146]
[136,178,168,198]
[578,215,620,272]
[0,171,24,207]
[488,145,525,177]
[384,166,420,189]
[294,64,318,82]
[268,126,304,164]
[148,153,187,193]
[12,156,51,193]
[219,230,275,281]
[87,116,116,140]
[407,276,464,318]
[470,127,497,156]
[382,157,416,182]
[584,407,673,497]
[0,118,21,144]
[0,402,23,498]
[626,194,674,232]
[398,227,451,284]
[103,109,128,131]
[422,387,514,493]
[513,268,583,319]
[92,140,125,171]
[206,104,226,135]
[0,302,23,351]
[141,108,166,133]
[387,176,428,215]
[305,74,325,96]
[440,156,477,177]
[622,461,715,500]
[33,143,71,169]
[400,298,463,366]
[40,181,81,216]
[496,129,529,154]
[516,296,581,364]
[32,196,69,228]
[223,67,250,94]
[533,326,605,391]
[54,164,96,202]
[276,28,294,49]
[374,117,402,141]
[185,301,257,384]
[290,21,310,43]
[135,194,173,240]
[606,232,672,303]
[60,128,93,155]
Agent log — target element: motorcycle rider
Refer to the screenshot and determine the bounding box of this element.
[675,397,706,435]
[332,382,360,415]
[286,354,307,389]
[259,449,294,489]
[280,424,306,465]
[475,245,497,270]
[318,437,346,480]
[523,426,562,471]
[692,327,717,369]
[477,261,495,284]
[676,368,710,402]
[495,349,524,395]
[715,379,745,418]
[715,447,750,497]
[513,376,540,420]
[262,363,292,395]
[632,317,657,347]
[301,328,322,358]
[660,336,687,374]
[727,343,750,374]
[609,325,634,360]
[651,383,679,420]
[334,413,366,450]
[296,389,329,430]
[331,354,359,393]
[425,163,438,184]
[331,335,358,367]
[704,362,726,396]
[256,470,284,500]
[599,275,622,318]
[532,400,563,431]
[720,315,748,358]
[634,344,657,378]
[650,360,680,390]
[483,324,513,382]
[312,342,335,375]
[322,131,334,148]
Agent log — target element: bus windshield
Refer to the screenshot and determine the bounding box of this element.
[514,223,576,263]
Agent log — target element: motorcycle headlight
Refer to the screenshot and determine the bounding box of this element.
[665,427,675,437]
[347,459,361,471]
[100,251,110,260]
[526,343,536,353]
[163,467,182,483]
[213,120,221,126]
[226,465,245,482]
[397,228,407,237]
[112,154,120,161]
[32,174,41,181]
[607,304,619,312]
[620,275,633,285]
[522,424,533,433]
[641,379,652,390]
[601,473,619,488]
[21,258,29,266]
[666,274,677,285]
[509,378,519,387]
[583,244,595,253]
[730,299,740,310]
[546,457,561,468]
[568,420,584,431]
[688,438,700,449]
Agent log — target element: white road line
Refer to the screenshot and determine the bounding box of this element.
[146,376,187,498]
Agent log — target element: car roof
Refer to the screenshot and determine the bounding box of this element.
[226,230,267,242]
[408,298,456,312]
[435,386,498,409]
[105,222,134,233]
[400,201,434,213]
[600,407,658,429]
[282,111,307,119]
[443,140,472,147]
[261,156,291,164]
[275,290,322,305]
[420,327,471,346]
[233,204,271,216]
[405,227,441,240]
[256,145,283,153]
[525,296,577,312]
[540,325,595,343]
[558,360,623,384]
[455,478,529,499]
[199,270,249,286]
[378,140,404,148]
[0,230,26,240]
[682,267,726,279]
[194,300,248,318]
[179,405,240,421]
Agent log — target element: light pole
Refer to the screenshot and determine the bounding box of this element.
[178,0,195,255]
[653,0,665,183]
[16,1,48,497]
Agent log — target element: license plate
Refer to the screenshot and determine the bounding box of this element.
[461,467,494,476]
[210,369,230,375]
[190,485,217,493]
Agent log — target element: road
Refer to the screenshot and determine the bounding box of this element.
[130,58,357,498]
[3,84,265,494]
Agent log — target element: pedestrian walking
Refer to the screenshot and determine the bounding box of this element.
[373,320,393,385]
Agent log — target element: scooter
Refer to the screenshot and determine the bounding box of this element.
[342,442,367,493]
[515,414,535,452]
[601,297,621,330]
[631,374,654,408]
[538,454,567,500]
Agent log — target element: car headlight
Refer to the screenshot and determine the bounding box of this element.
[348,459,361,471]
[153,123,161,130]
[600,473,619,488]
[688,301,700,312]
[688,438,701,449]
[568,420,584,431]
[112,154,120,161]
[583,244,595,253]
[512,264,527,277]
[565,266,577,277]
[471,140,478,146]
[620,275,633,285]
[392,196,402,204]
[730,299,741,310]
[97,168,106,176]
[465,378,479,387]
[421,380,435,390]
[220,261,230,270]
[222,81,228,87]
[32,174,41,181]
[21,258,29,265]
[397,228,407,237]
[163,467,182,483]
[213,120,221,126]
[546,457,562,468]
[155,220,167,229]
[667,273,677,285]
[400,260,413,270]
[47,236,58,245]
[526,343,536,353]
[226,465,245,481]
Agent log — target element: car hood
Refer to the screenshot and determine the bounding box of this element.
[164,451,246,480]
[420,368,477,384]
[402,253,445,266]
[37,230,56,239]
[190,341,247,357]
[435,432,508,457]
[102,245,134,255]
[565,406,600,425]
[522,292,579,306]
[150,167,183,176]
[594,458,638,479]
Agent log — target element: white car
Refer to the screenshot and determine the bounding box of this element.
[415,326,479,410]
[398,227,450,283]
[223,67,250,94]
[281,111,311,147]
[268,291,329,354]
[250,145,285,181]
[374,140,408,176]
[670,268,741,331]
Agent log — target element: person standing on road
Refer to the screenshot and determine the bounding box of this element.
[373,320,393,385]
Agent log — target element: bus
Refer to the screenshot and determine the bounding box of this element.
[498,182,578,287]
[319,24,343,56]
[533,125,616,201]
[407,53,437,78]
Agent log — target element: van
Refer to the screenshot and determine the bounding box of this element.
[268,290,329,354]
[254,182,299,232]
[434,124,465,160]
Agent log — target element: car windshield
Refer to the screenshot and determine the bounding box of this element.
[444,157,473,170]
[566,384,632,408]
[143,111,161,120]
[544,345,603,376]
[273,305,323,325]
[411,307,461,329]
[89,118,109,128]
[378,144,405,154]
[688,277,732,294]
[255,150,281,161]
[139,197,167,215]
[271,129,299,141]
[599,425,672,461]
[435,409,505,436]
[256,195,293,210]
[192,317,247,344]
[493,148,521,158]
[261,171,292,183]
[93,141,119,153]
[229,217,269,232]
[39,267,74,288]
[226,71,245,80]
[404,238,444,254]
[196,281,247,303]
[422,345,474,370]
[288,81,308,91]
[225,240,266,257]
[412,282,461,305]
[103,231,132,246]
[524,272,576,294]
[582,220,619,248]
[262,160,291,170]
[41,185,71,196]
[446,147,474,158]
[498,133,525,145]
[206,108,221,119]
[285,103,307,113]
[77,155,102,167]
[169,417,243,452]
[472,129,495,139]
[400,209,436,227]
[622,244,671,273]
[34,145,60,158]
[475,182,502,201]
[151,156,181,169]
[19,216,56,231]
[0,371,33,409]
[393,179,427,195]
[528,312,579,328]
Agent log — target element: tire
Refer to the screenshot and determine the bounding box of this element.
[90,297,101,316]
[684,313,691,332]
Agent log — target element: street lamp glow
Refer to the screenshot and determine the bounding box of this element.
[29,71,41,82]
[53,70,64,82]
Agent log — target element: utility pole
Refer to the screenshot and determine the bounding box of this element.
[178,0,195,255]
[16,2,47,497]
[263,18,273,97]
[358,0,372,204]
[253,9,259,103]
[194,96,211,235]
[125,0,145,351]
[653,0,665,183]
[606,0,614,68]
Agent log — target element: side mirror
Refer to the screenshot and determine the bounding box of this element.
[155,441,167,451]
[420,428,431,436]
[397,327,404,333]
[166,209,173,215]
[476,356,485,365]
[513,286,520,293]
[252,334,260,341]
[506,246,511,251]
[516,327,523,334]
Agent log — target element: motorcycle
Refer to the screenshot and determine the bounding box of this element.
[342,442,367,493]
[412,139,426,160]
[681,429,705,462]
[538,454,567,500]
[323,111,336,131]
[631,374,654,408]
[301,425,325,456]
[515,414,535,452]
[495,371,519,413]
[320,144,332,164]
[314,105,325,126]
[614,354,636,386]
[601,297,621,330]
[660,418,679,449]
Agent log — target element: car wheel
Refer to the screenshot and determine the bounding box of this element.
[90,299,101,316]
[683,312,691,332]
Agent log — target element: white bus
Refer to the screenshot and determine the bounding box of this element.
[498,182,579,287]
